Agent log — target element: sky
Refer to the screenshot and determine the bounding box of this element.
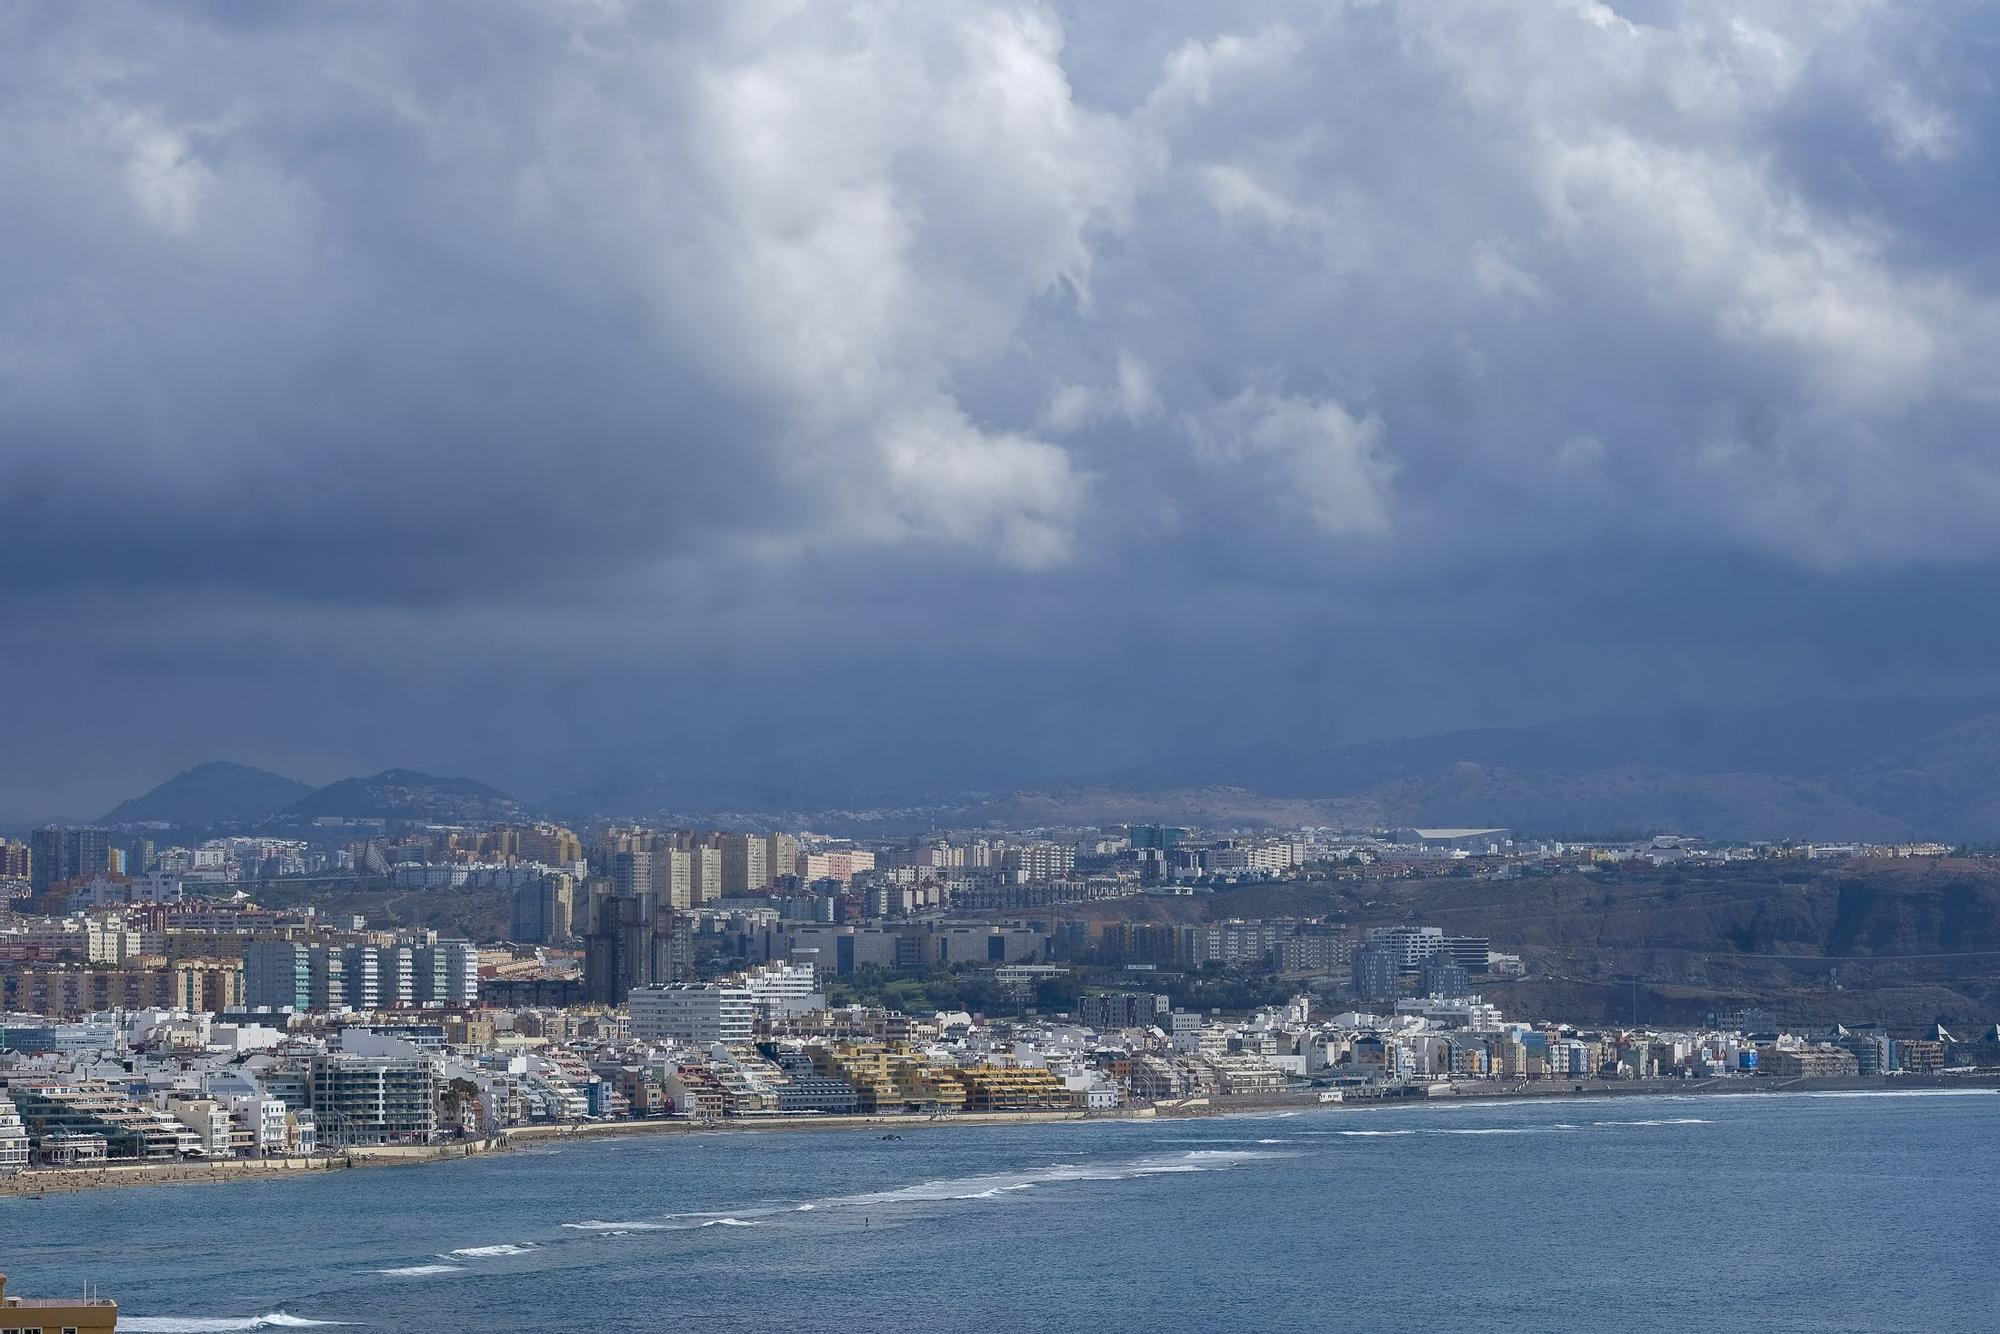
[4,0,2000,818]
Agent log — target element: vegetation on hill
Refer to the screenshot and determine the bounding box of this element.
[282,768,527,823]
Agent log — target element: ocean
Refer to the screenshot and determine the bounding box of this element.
[4,1090,1995,1333]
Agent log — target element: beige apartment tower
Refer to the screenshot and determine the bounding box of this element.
[717,833,769,895]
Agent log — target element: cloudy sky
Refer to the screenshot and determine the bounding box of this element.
[4,0,1998,816]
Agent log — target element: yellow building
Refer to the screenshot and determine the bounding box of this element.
[888,1055,966,1113]
[954,1066,1073,1112]
[813,1043,900,1112]
[0,1271,118,1332]
[813,1042,968,1114]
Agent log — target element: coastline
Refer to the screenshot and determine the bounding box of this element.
[4,1072,1994,1196]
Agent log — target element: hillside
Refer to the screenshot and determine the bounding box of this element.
[283,768,527,824]
[1210,860,2000,1028]
[975,695,2000,841]
[1099,696,2000,794]
[102,761,314,825]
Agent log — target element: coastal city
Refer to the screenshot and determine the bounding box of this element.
[2,814,1992,1185]
[9,1,2000,1329]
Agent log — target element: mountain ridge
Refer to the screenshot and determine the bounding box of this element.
[83,694,2000,840]
[282,768,527,824]
[102,761,314,825]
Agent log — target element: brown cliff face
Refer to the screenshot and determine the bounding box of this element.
[1197,860,2000,1028]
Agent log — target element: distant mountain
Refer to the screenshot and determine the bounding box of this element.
[1098,696,2000,796]
[1060,696,2000,841]
[541,765,859,824]
[1834,714,2000,836]
[102,761,315,825]
[284,768,527,824]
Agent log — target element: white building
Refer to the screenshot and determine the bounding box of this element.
[1205,840,1299,874]
[629,983,756,1046]
[741,961,824,1021]
[0,1092,29,1169]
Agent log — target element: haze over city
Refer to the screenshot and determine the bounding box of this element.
[8,1,2000,821]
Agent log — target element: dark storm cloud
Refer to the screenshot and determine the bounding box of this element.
[4,0,2000,814]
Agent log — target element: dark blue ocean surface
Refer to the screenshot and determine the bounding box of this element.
[5,1090,1995,1333]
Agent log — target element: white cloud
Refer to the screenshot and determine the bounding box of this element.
[113,111,211,236]
[1041,351,1158,435]
[3,0,1999,601]
[876,403,1086,570]
[1200,162,1322,230]
[1195,391,1395,538]
[1472,239,1547,304]
[1145,25,1302,118]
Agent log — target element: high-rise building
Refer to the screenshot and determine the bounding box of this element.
[582,888,688,1005]
[378,945,416,1007]
[795,848,875,884]
[1129,825,1189,851]
[518,822,583,866]
[411,940,479,1006]
[338,943,382,1010]
[511,873,576,945]
[30,826,111,893]
[244,940,472,1012]
[308,946,346,1011]
[651,849,693,911]
[764,833,800,889]
[308,1053,437,1147]
[716,833,769,896]
[244,940,315,1011]
[611,851,652,899]
[689,845,722,905]
[1001,842,1075,882]
[0,838,30,880]
[628,981,755,1045]
[1352,945,1401,1002]
[1418,956,1471,997]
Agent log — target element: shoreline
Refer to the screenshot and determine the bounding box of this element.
[4,1072,1994,1196]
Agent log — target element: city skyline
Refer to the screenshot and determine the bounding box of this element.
[7,5,1995,1330]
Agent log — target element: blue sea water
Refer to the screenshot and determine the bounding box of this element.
[3,1090,1996,1333]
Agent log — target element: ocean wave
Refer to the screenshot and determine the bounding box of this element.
[1593,1117,1709,1127]
[124,1319,350,1332]
[950,1182,1037,1200]
[370,1264,466,1277]
[1160,1137,1266,1145]
[1792,1089,1997,1099]
[446,1243,540,1258]
[557,1148,1294,1233]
